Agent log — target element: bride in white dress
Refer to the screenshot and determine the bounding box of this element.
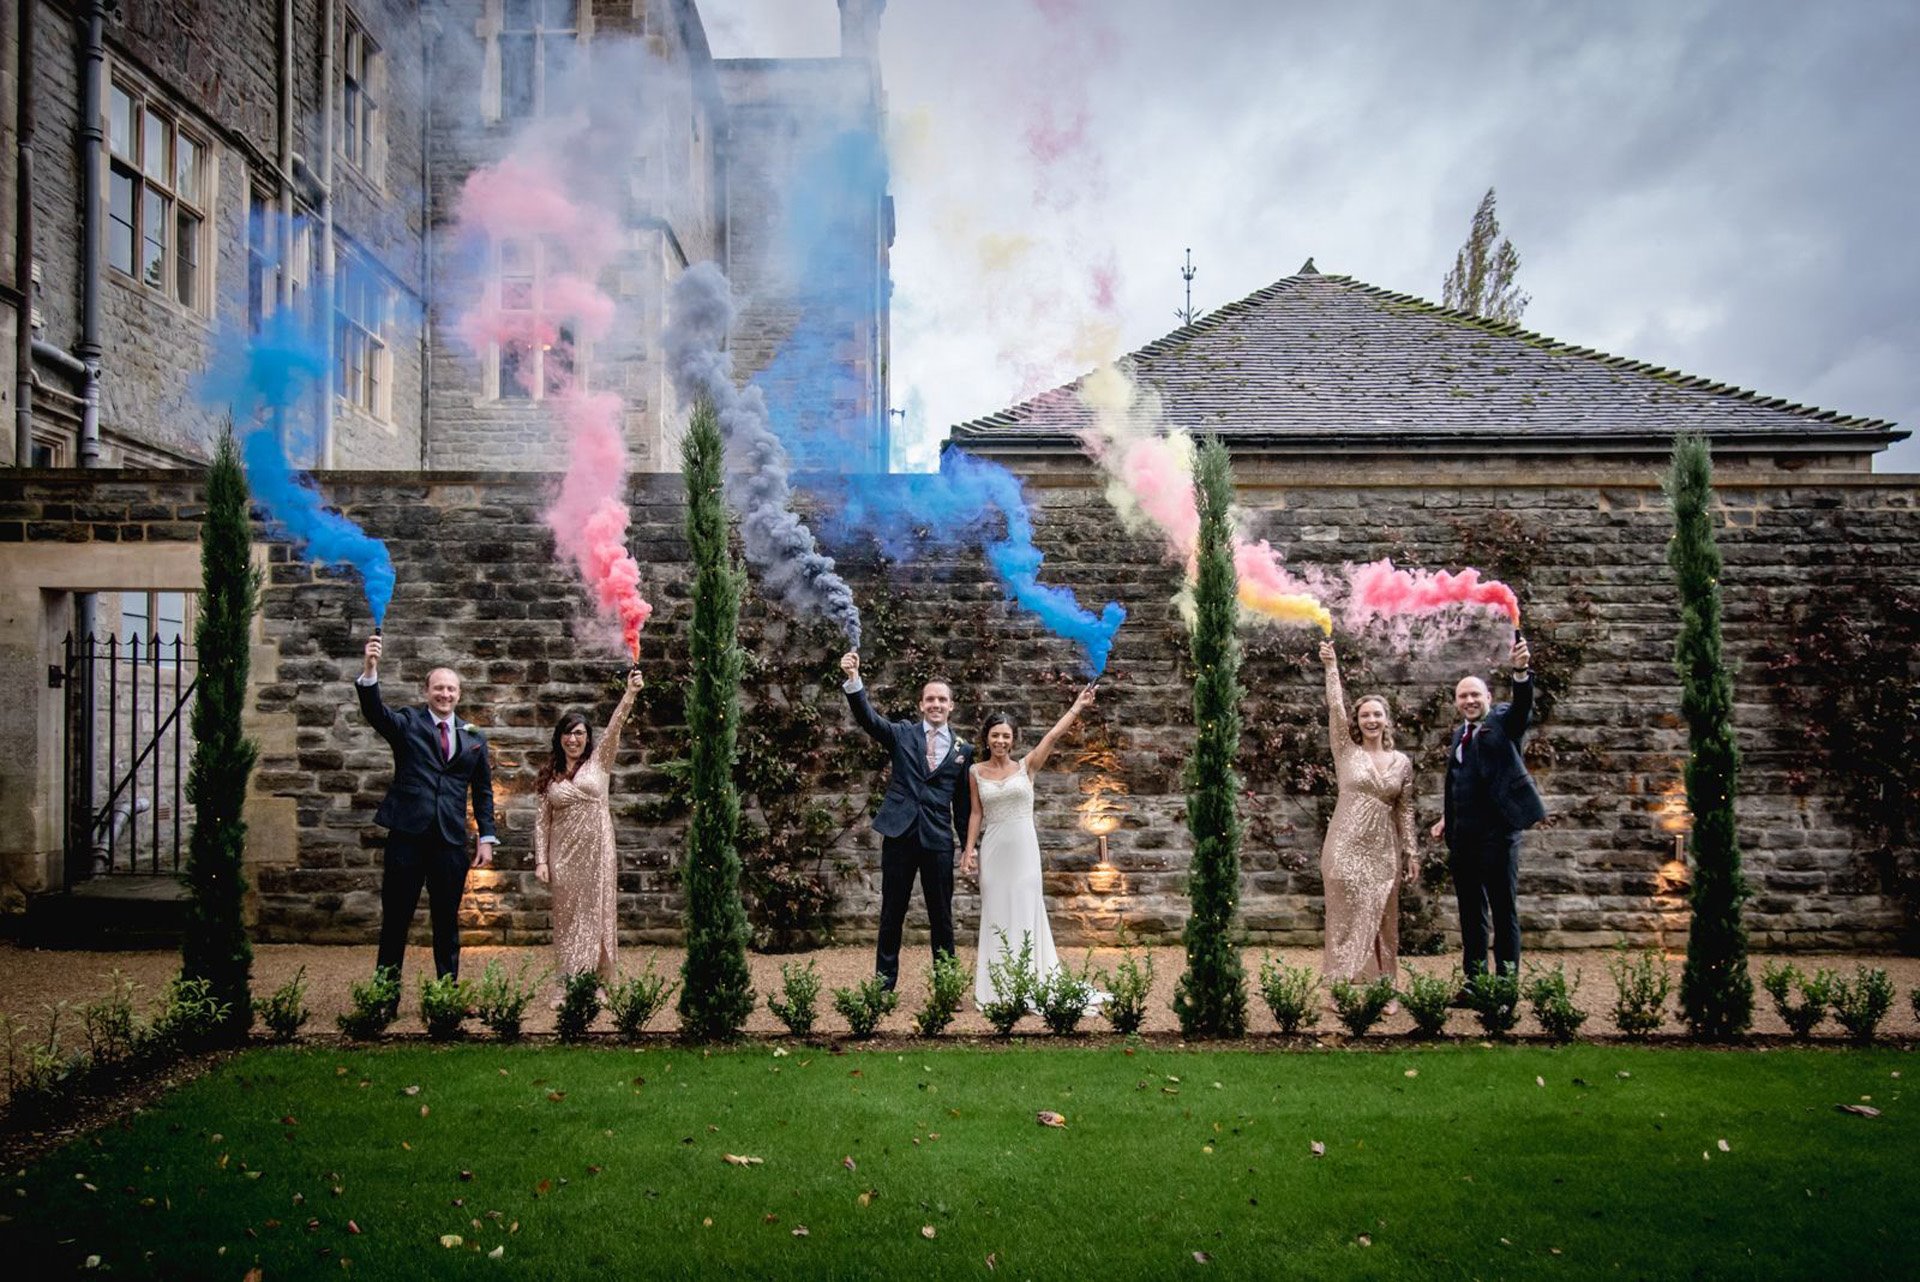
[961,685,1097,1007]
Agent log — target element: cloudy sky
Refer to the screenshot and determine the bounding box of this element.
[699,0,1920,473]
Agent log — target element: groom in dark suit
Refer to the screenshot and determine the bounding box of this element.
[1431,635,1546,979]
[355,634,497,982]
[840,651,975,991]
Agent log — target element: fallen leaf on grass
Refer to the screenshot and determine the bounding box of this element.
[842,1157,857,1172]
[921,1225,937,1239]
[535,1179,552,1197]
[722,1154,764,1167]
[1403,1069,1417,1078]
[489,1245,505,1259]
[1192,1251,1211,1263]
[791,1226,810,1237]
[857,1189,876,1207]
[1036,1111,1067,1128]
[241,1269,260,1282]
[1310,1141,1326,1157]
[986,1251,997,1270]
[546,1091,566,1103]
[763,1213,779,1225]
[1836,1104,1881,1118]
[280,1115,299,1126]
[1717,1139,1731,1152]
[1535,1077,1545,1087]
[420,1105,430,1118]
[440,1234,463,1248]
[347,1221,361,1235]
[404,1086,421,1097]
[1550,1247,1563,1256]
[460,1170,473,1182]
[1357,1234,1372,1247]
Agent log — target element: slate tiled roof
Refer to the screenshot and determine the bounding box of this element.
[951,265,1904,456]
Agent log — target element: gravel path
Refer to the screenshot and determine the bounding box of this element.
[4,941,1916,1041]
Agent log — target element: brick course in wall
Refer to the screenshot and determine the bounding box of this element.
[2,463,1914,951]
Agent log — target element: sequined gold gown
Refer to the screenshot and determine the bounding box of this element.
[1320,663,1417,982]
[534,690,636,983]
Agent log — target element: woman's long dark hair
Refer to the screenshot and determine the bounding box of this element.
[535,711,594,794]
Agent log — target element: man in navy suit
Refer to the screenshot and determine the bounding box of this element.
[840,651,975,991]
[355,634,497,982]
[1431,636,1546,980]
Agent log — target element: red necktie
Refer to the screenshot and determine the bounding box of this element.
[1461,722,1478,755]
[439,720,452,761]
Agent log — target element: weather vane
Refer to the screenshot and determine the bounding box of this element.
[1176,247,1198,326]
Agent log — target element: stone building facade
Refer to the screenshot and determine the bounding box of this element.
[3,0,894,474]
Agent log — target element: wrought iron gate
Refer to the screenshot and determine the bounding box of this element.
[57,632,199,880]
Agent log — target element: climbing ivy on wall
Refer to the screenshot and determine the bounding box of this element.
[1760,574,1920,951]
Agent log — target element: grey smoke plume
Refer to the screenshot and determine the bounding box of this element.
[665,262,863,648]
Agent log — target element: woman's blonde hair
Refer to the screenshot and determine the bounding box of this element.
[1351,695,1395,751]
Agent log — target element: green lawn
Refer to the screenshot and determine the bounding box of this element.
[9,1041,1913,1279]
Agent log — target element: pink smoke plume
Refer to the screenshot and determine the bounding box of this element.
[1346,558,1521,628]
[1078,366,1329,632]
[453,149,653,656]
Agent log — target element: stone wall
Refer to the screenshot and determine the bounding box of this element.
[1,462,1915,950]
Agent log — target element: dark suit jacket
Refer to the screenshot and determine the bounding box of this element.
[1444,675,1547,843]
[846,686,974,853]
[356,680,496,848]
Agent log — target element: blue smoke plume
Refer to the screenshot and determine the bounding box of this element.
[753,124,891,473]
[198,310,396,623]
[747,122,1124,673]
[840,448,1125,674]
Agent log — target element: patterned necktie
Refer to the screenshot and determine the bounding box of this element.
[925,727,940,773]
[439,720,452,761]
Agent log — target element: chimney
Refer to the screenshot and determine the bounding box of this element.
[837,0,887,61]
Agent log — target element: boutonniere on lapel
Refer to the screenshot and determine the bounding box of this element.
[460,722,479,736]
[956,740,972,757]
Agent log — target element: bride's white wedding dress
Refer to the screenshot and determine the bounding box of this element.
[973,763,1061,1006]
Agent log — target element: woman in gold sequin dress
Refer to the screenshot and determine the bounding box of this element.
[534,669,644,985]
[1318,641,1418,983]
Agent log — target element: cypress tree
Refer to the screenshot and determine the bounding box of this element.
[181,427,260,1041]
[1667,432,1753,1039]
[677,399,755,1039]
[1172,437,1249,1037]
